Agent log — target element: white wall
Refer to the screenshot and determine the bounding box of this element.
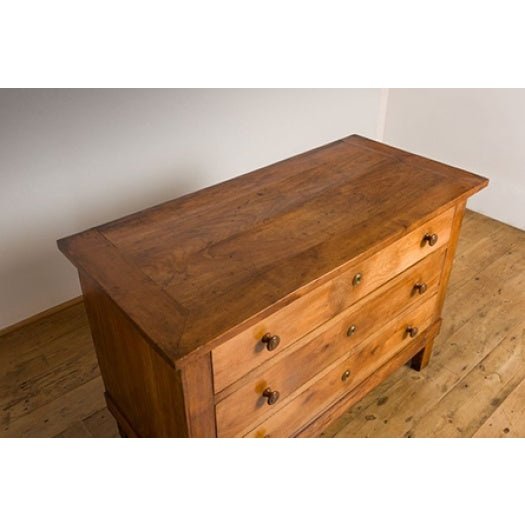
[0,89,384,329]
[383,89,525,230]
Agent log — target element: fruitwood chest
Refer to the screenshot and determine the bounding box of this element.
[58,135,488,437]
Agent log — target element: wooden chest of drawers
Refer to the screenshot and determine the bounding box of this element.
[57,135,487,437]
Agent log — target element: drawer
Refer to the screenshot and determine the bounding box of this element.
[211,207,453,393]
[244,295,438,438]
[215,248,446,437]
[216,249,445,436]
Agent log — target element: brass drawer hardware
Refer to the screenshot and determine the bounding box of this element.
[261,333,281,351]
[341,370,351,382]
[413,282,428,295]
[347,324,357,337]
[262,387,280,405]
[406,325,419,338]
[422,232,438,246]
[353,273,362,286]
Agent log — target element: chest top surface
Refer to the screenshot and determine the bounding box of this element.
[58,135,488,364]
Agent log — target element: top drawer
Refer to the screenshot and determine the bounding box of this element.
[211,206,454,393]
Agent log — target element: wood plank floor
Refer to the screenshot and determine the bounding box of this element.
[0,210,523,438]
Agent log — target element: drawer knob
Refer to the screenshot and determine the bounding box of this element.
[347,324,357,337]
[353,273,362,286]
[262,387,280,405]
[261,333,281,351]
[413,282,428,295]
[422,232,439,246]
[406,325,419,338]
[341,369,351,382]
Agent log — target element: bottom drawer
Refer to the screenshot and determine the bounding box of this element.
[244,295,438,438]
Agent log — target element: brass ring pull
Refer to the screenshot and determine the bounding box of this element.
[261,333,281,351]
[413,282,428,295]
[422,233,438,246]
[262,387,280,405]
[406,325,419,338]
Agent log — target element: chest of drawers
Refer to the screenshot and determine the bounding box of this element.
[58,135,488,437]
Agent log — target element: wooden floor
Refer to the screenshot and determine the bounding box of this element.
[0,210,523,438]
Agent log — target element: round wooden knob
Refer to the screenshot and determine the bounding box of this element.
[423,233,438,246]
[341,369,351,382]
[413,282,428,295]
[261,333,280,351]
[262,387,280,405]
[406,325,419,338]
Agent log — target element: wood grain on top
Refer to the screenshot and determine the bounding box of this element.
[57,135,488,365]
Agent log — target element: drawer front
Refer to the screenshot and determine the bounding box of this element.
[244,295,438,438]
[212,206,454,393]
[215,248,446,437]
